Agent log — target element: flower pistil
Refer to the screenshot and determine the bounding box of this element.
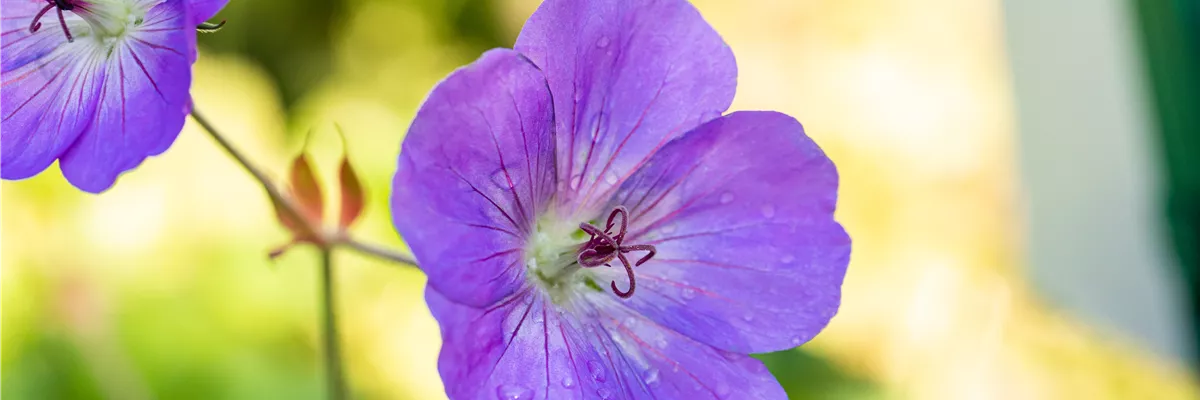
[576,206,657,299]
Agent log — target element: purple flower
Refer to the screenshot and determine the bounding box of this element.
[392,0,850,398]
[2,0,228,192]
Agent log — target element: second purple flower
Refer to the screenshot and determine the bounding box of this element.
[2,0,228,192]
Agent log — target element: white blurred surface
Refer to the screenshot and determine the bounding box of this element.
[1004,0,1195,364]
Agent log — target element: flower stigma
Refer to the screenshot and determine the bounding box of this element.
[29,0,77,42]
[525,206,656,303]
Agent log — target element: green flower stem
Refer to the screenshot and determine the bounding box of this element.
[319,248,345,400]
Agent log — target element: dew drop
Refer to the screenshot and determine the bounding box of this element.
[749,361,768,374]
[719,192,734,204]
[495,384,533,400]
[680,287,697,300]
[760,204,776,218]
[491,170,514,189]
[654,335,669,349]
[790,337,803,346]
[596,36,611,48]
[561,376,576,389]
[596,387,613,399]
[569,174,583,190]
[780,254,795,264]
[604,171,618,185]
[587,360,607,382]
[717,383,732,396]
[660,224,677,234]
[742,313,754,322]
[642,368,661,386]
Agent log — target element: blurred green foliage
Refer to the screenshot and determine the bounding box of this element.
[756,350,886,400]
[1132,0,1200,362]
[197,0,509,111]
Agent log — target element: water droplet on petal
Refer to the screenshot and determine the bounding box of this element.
[491,169,514,189]
[681,287,697,300]
[561,376,576,388]
[742,313,754,322]
[717,383,732,396]
[780,254,795,264]
[749,361,768,374]
[569,174,583,190]
[587,360,607,382]
[495,384,533,400]
[791,337,803,346]
[596,387,613,399]
[760,204,776,218]
[596,36,610,48]
[719,192,734,204]
[660,224,677,234]
[604,171,618,185]
[642,368,661,386]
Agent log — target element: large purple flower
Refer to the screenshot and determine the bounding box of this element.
[2,0,228,192]
[392,0,850,398]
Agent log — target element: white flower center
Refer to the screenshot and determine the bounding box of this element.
[74,0,144,39]
[524,216,603,305]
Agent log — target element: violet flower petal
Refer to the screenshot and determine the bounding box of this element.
[429,285,788,400]
[584,295,788,399]
[393,49,556,307]
[515,0,737,217]
[188,0,229,25]
[427,288,625,400]
[602,111,850,354]
[1,1,101,180]
[58,0,195,193]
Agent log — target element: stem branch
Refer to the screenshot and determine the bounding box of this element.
[190,108,418,266]
[190,107,420,400]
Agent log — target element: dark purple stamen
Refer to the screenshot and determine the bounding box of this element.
[29,0,76,43]
[577,206,657,299]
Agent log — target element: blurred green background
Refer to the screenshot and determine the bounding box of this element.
[3,0,1199,399]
